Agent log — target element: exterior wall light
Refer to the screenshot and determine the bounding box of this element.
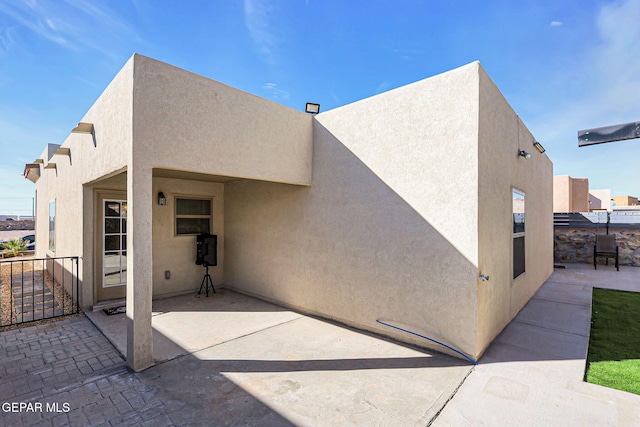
[533,141,545,153]
[305,103,320,115]
[518,150,531,160]
[158,192,166,206]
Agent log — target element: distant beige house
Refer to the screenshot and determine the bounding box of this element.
[589,189,612,211]
[553,175,589,212]
[25,54,553,371]
[612,195,639,207]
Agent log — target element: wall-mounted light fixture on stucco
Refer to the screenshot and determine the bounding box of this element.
[158,192,166,206]
[518,149,531,160]
[305,103,320,115]
[533,141,545,153]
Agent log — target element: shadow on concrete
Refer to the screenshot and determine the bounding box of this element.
[86,288,472,425]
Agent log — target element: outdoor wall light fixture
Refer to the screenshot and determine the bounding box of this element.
[158,192,166,206]
[71,122,94,134]
[518,150,531,160]
[533,141,545,153]
[305,103,320,115]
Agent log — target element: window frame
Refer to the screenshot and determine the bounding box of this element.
[512,188,525,279]
[48,199,56,254]
[174,196,213,236]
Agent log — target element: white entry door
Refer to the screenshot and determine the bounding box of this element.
[98,199,127,301]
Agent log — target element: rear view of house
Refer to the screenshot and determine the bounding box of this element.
[25,54,552,370]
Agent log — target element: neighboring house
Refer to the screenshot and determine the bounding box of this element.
[612,195,639,207]
[553,175,589,212]
[25,54,553,371]
[589,189,612,211]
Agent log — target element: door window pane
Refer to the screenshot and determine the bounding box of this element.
[105,235,120,251]
[105,202,120,217]
[105,218,120,233]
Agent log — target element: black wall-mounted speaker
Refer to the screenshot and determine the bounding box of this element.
[196,234,217,267]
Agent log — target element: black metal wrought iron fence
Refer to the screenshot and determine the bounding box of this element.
[0,256,79,327]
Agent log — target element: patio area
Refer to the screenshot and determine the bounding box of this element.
[3,263,640,425]
[85,288,474,425]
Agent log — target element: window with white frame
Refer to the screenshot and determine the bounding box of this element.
[175,197,212,235]
[49,200,56,254]
[512,189,525,279]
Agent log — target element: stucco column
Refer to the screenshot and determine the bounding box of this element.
[126,166,154,371]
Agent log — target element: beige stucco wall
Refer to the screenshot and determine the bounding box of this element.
[33,56,135,307]
[477,65,554,355]
[572,178,589,211]
[553,175,571,212]
[589,189,612,211]
[131,55,312,185]
[553,175,589,212]
[151,176,224,297]
[612,195,639,207]
[224,62,481,358]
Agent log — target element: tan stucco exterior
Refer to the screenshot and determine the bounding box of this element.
[29,55,552,369]
[589,189,612,211]
[612,195,639,207]
[553,175,589,212]
[477,67,554,351]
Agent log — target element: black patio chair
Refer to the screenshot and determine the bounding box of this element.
[594,234,619,271]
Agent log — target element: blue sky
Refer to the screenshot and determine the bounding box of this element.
[1,0,639,215]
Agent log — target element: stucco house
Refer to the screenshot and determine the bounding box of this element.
[25,54,552,371]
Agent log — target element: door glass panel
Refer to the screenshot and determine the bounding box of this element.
[104,252,121,286]
[104,235,120,251]
[105,218,120,233]
[103,199,127,288]
[105,202,120,217]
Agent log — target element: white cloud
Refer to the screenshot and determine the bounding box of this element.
[550,21,562,27]
[0,0,144,56]
[375,81,392,94]
[0,26,18,54]
[244,0,285,64]
[263,82,290,100]
[528,0,640,195]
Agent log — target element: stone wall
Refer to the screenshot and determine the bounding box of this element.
[0,220,35,231]
[554,227,640,267]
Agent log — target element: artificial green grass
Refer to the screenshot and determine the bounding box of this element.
[585,288,640,395]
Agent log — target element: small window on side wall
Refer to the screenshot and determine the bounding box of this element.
[49,200,56,254]
[175,197,212,235]
[512,189,525,279]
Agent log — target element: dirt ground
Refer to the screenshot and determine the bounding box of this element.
[0,259,78,327]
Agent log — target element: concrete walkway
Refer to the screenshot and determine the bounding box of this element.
[1,263,639,425]
[434,263,640,426]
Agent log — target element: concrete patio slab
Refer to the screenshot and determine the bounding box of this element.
[433,264,640,426]
[149,315,472,426]
[86,289,304,362]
